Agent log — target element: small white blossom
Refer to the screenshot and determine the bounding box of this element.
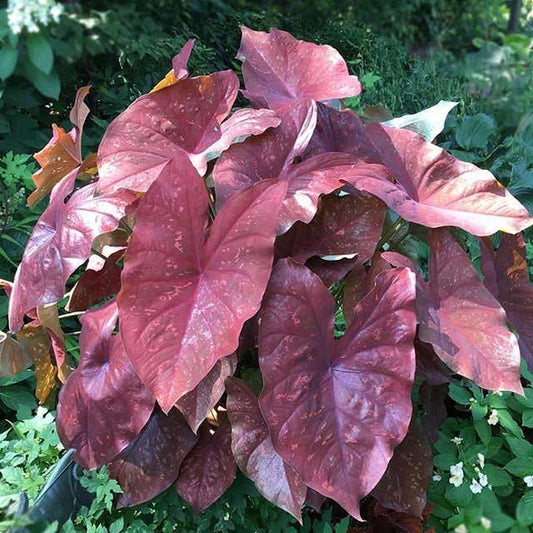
[481,516,491,529]
[454,525,468,533]
[432,474,442,482]
[478,472,489,487]
[469,478,483,494]
[451,437,463,445]
[487,409,499,425]
[477,453,485,469]
[524,475,533,487]
[7,0,64,35]
[450,462,464,487]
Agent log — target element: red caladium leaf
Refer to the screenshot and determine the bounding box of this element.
[28,86,91,207]
[214,99,389,233]
[118,156,285,412]
[419,382,448,443]
[67,250,124,312]
[8,172,135,332]
[97,70,279,191]
[56,300,155,470]
[259,259,417,519]
[306,489,327,512]
[175,421,237,512]
[348,125,533,236]
[225,377,307,522]
[175,353,237,433]
[9,170,135,331]
[372,422,433,517]
[383,229,522,393]
[276,194,386,263]
[0,330,33,377]
[480,234,533,369]
[237,27,361,109]
[305,256,359,287]
[150,39,195,93]
[415,338,451,386]
[109,408,197,508]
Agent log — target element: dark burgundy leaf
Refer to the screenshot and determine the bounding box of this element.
[305,256,358,287]
[237,27,361,109]
[259,259,417,519]
[347,125,533,236]
[225,377,306,521]
[118,155,285,412]
[109,408,197,508]
[9,173,135,332]
[306,488,327,512]
[175,421,236,512]
[383,229,522,393]
[67,250,124,312]
[56,300,155,470]
[176,353,237,433]
[480,234,533,369]
[276,194,385,263]
[372,422,433,517]
[419,382,449,443]
[415,338,451,386]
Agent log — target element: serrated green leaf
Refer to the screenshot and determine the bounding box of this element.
[26,33,54,74]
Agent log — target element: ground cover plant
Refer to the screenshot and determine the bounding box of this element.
[2,25,533,531]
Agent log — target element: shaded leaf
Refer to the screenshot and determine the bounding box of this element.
[176,353,237,433]
[175,421,236,512]
[109,408,197,508]
[259,259,417,519]
[118,156,285,412]
[419,382,449,443]
[57,300,155,470]
[0,330,32,377]
[225,377,306,521]
[9,172,135,331]
[305,256,358,287]
[237,27,361,109]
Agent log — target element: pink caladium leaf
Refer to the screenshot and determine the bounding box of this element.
[347,125,533,236]
[67,250,124,312]
[383,229,522,393]
[372,422,433,517]
[175,353,237,433]
[225,377,307,522]
[276,193,386,263]
[172,39,195,80]
[56,301,154,470]
[175,420,237,512]
[237,27,361,109]
[109,408,197,508]
[8,172,135,332]
[306,489,327,512]
[118,155,285,412]
[480,234,533,369]
[259,259,417,519]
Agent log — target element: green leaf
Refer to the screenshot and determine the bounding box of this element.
[517,491,533,526]
[474,418,491,445]
[20,58,60,99]
[472,402,488,421]
[433,453,457,470]
[484,464,513,487]
[505,457,533,477]
[456,113,497,150]
[26,33,54,74]
[0,44,18,80]
[522,409,533,428]
[449,382,472,405]
[498,410,524,438]
[505,435,533,458]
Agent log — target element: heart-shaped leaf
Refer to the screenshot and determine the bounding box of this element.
[118,155,285,412]
[225,377,306,521]
[109,408,197,508]
[383,229,522,393]
[480,234,533,369]
[57,300,155,470]
[237,27,361,109]
[9,173,135,332]
[176,353,237,433]
[175,421,236,512]
[259,259,417,519]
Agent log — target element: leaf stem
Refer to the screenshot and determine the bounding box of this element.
[58,311,85,320]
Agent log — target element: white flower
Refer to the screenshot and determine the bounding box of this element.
[477,453,485,469]
[450,462,464,487]
[478,472,489,487]
[7,0,63,34]
[451,437,463,445]
[524,475,533,487]
[454,525,468,533]
[487,409,499,425]
[481,516,491,529]
[432,474,442,482]
[469,478,483,494]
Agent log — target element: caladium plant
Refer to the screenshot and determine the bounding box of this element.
[2,25,533,526]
